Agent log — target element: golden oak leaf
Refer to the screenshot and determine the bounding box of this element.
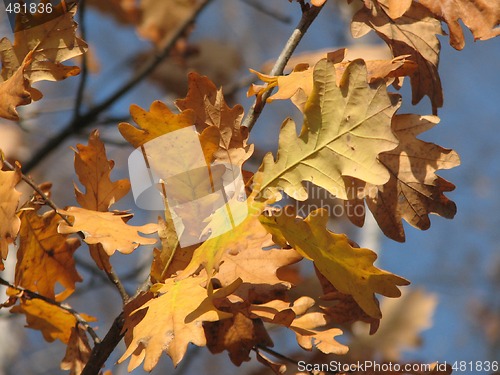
[349,114,460,242]
[420,0,500,50]
[386,0,412,19]
[0,52,32,121]
[0,7,87,98]
[16,209,81,301]
[260,207,409,318]
[176,72,253,166]
[119,275,237,371]
[118,100,196,148]
[11,299,95,344]
[74,129,130,212]
[352,0,444,113]
[258,58,399,202]
[0,163,22,270]
[60,324,92,375]
[73,130,131,270]
[57,207,158,255]
[250,54,416,112]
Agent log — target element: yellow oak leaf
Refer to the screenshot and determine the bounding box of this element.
[118,100,196,148]
[16,209,81,301]
[260,207,409,318]
[57,207,158,255]
[0,52,32,121]
[119,275,238,371]
[74,129,130,212]
[258,58,399,202]
[0,6,87,99]
[351,0,444,113]
[0,162,22,270]
[11,298,95,344]
[347,114,460,242]
[420,0,500,50]
[60,324,92,375]
[250,54,416,111]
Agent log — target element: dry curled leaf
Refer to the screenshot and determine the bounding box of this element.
[347,114,460,242]
[420,0,500,50]
[352,0,444,113]
[58,207,158,255]
[0,53,32,121]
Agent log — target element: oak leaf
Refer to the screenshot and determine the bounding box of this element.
[260,207,409,318]
[349,114,460,242]
[60,324,92,375]
[352,0,444,113]
[0,7,87,99]
[250,54,416,112]
[74,130,130,212]
[11,298,95,344]
[73,130,131,270]
[58,207,158,255]
[0,162,22,270]
[258,58,399,202]
[119,275,238,371]
[118,100,196,148]
[386,0,412,19]
[0,53,32,121]
[419,0,500,50]
[176,72,253,166]
[16,209,81,301]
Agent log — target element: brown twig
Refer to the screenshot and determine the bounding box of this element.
[242,2,326,132]
[0,277,101,345]
[241,0,292,24]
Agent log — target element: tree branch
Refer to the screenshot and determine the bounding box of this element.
[23,0,214,173]
[0,277,101,345]
[74,0,88,118]
[242,2,325,132]
[81,312,124,375]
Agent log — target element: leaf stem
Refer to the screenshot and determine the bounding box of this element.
[0,277,101,345]
[242,2,326,132]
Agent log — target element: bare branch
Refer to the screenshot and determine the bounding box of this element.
[242,2,326,132]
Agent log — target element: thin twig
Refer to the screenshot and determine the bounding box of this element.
[23,0,213,173]
[1,159,130,303]
[74,0,88,118]
[242,2,325,132]
[1,159,72,226]
[0,277,101,345]
[241,0,292,24]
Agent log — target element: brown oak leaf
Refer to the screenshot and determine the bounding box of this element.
[420,0,500,50]
[352,0,444,113]
[60,324,92,375]
[0,52,32,121]
[15,209,81,301]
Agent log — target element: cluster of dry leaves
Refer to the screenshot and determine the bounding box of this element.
[0,0,499,374]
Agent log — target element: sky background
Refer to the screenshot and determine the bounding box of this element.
[1,1,499,374]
